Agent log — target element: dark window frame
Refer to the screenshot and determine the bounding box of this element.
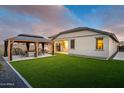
[70,39,75,49]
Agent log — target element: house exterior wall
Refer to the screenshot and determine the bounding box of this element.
[67,35,109,58]
[108,37,118,57]
[54,30,112,58]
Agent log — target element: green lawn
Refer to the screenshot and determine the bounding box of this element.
[11,54,124,88]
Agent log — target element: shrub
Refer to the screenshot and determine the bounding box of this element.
[12,48,27,56]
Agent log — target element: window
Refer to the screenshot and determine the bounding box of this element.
[96,38,104,50]
[70,39,75,49]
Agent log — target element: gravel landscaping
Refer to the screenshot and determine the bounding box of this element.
[0,56,29,88]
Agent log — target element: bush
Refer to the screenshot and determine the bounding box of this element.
[12,48,27,56]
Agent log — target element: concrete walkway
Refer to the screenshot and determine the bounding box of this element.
[0,56,29,88]
[4,54,52,62]
[113,52,124,61]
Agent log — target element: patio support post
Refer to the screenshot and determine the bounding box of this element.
[7,40,11,63]
[42,42,45,55]
[4,41,8,57]
[10,42,13,61]
[52,42,54,55]
[35,42,39,57]
[26,42,30,56]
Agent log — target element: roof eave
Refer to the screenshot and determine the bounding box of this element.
[51,27,119,43]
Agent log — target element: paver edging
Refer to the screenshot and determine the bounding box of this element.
[2,56,32,88]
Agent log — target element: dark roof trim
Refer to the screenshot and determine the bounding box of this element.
[18,34,44,38]
[51,27,119,43]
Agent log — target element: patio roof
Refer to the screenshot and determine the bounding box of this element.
[5,34,52,43]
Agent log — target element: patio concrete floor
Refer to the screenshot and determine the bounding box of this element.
[114,52,124,61]
[3,54,53,62]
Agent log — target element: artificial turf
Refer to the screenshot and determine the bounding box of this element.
[11,54,124,88]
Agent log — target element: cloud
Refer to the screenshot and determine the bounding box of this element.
[80,6,124,41]
[100,6,124,41]
[1,5,83,30]
[1,5,124,44]
[0,5,83,43]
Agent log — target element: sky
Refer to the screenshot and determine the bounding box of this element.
[0,5,124,44]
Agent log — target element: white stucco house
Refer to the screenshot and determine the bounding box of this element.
[50,27,119,59]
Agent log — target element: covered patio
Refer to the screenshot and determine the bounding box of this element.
[4,34,54,63]
[54,39,68,54]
